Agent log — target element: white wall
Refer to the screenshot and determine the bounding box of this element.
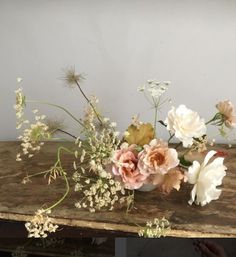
[1,0,236,141]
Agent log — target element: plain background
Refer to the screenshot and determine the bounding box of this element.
[1,0,236,141]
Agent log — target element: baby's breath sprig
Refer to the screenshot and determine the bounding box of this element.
[138,217,171,238]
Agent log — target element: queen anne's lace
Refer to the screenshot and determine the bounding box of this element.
[25,209,58,238]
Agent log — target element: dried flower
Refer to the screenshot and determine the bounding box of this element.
[138,217,171,238]
[25,209,58,238]
[216,100,236,128]
[63,67,85,88]
[17,113,50,160]
[14,87,26,129]
[124,123,155,146]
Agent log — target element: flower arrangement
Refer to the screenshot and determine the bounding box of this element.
[14,69,235,238]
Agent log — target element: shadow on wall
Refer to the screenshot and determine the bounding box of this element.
[127,238,236,257]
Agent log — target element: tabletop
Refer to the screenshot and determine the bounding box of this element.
[0,141,235,237]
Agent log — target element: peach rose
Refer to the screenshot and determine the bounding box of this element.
[216,100,236,128]
[138,139,179,176]
[112,144,148,190]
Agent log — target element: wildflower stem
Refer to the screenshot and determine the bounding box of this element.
[75,81,103,125]
[175,142,182,150]
[205,112,221,125]
[168,134,175,143]
[153,104,159,138]
[44,173,69,212]
[56,129,77,139]
[44,146,73,212]
[27,100,86,128]
[25,169,51,180]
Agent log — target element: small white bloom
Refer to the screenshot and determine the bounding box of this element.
[110,122,117,128]
[17,77,23,83]
[165,105,206,147]
[123,131,130,137]
[103,117,110,122]
[137,85,146,92]
[114,131,120,137]
[187,150,227,206]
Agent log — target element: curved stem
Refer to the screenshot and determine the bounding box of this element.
[43,146,74,212]
[75,81,103,125]
[27,100,86,128]
[205,112,221,125]
[44,173,69,212]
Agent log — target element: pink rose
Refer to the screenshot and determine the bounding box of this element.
[138,139,179,176]
[112,144,148,190]
[216,100,236,128]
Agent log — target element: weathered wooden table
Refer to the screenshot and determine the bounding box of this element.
[0,141,235,238]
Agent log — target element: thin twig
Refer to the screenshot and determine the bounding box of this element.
[75,80,103,125]
[57,129,77,139]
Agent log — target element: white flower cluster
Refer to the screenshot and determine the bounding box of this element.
[73,170,125,212]
[25,209,58,238]
[138,218,170,238]
[16,110,50,161]
[72,114,129,212]
[14,87,27,129]
[78,117,120,173]
[138,79,170,99]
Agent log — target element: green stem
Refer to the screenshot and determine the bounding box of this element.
[154,106,158,137]
[205,112,221,125]
[43,146,73,212]
[44,173,69,212]
[27,100,86,128]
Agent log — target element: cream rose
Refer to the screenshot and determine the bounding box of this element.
[187,150,227,206]
[165,105,206,147]
[112,144,148,190]
[138,139,179,176]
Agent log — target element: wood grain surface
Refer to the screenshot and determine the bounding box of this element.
[0,141,235,237]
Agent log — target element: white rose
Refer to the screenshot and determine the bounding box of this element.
[165,105,206,147]
[187,150,227,206]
